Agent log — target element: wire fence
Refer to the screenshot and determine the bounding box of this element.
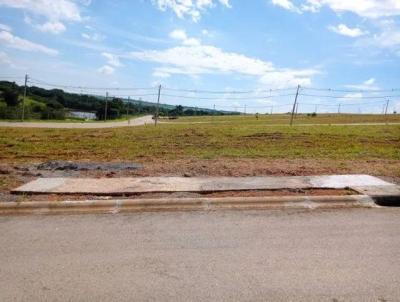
[1,75,400,125]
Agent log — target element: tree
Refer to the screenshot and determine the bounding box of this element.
[3,89,19,106]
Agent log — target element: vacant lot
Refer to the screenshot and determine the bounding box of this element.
[0,115,399,195]
[167,113,400,124]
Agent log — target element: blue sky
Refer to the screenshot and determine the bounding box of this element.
[0,0,399,113]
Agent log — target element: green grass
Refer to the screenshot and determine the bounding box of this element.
[169,113,400,124]
[0,120,399,164]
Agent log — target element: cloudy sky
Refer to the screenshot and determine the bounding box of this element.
[0,0,399,113]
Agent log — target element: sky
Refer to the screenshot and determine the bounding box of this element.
[0,0,400,113]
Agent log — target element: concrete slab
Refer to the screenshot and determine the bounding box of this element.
[12,175,396,195]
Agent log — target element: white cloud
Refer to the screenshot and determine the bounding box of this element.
[343,92,363,101]
[81,32,105,42]
[272,0,400,18]
[153,0,231,22]
[371,26,400,49]
[97,65,115,75]
[345,78,380,91]
[271,0,301,13]
[0,0,83,34]
[129,32,318,88]
[328,24,367,37]
[356,20,400,54]
[102,52,122,67]
[0,23,11,32]
[259,69,316,88]
[37,21,66,34]
[169,29,201,46]
[0,51,15,67]
[0,30,58,55]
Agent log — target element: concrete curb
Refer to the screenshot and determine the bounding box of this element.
[0,195,378,216]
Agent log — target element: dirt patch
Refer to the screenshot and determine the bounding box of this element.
[37,160,143,171]
[0,158,399,202]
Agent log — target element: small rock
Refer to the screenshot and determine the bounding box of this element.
[183,172,192,177]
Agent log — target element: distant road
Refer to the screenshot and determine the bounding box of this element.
[0,208,399,301]
[0,115,154,129]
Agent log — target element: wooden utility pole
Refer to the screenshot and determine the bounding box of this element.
[155,85,161,126]
[21,74,28,121]
[290,85,300,126]
[338,103,341,114]
[104,92,108,121]
[384,99,389,116]
[384,99,390,124]
[127,96,130,116]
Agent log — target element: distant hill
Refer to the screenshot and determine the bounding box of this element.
[0,81,237,120]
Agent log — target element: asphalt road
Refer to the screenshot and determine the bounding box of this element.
[0,208,399,301]
[0,115,154,128]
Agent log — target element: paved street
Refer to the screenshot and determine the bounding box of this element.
[0,115,153,128]
[0,208,399,301]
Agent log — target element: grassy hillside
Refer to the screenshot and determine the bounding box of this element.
[0,81,232,121]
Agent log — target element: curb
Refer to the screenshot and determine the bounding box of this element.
[0,195,378,216]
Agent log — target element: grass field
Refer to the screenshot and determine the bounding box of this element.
[166,113,400,124]
[0,114,399,194]
[1,116,399,163]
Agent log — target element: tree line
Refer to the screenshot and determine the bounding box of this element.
[0,81,234,120]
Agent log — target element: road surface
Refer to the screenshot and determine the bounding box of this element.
[0,115,154,128]
[0,208,399,301]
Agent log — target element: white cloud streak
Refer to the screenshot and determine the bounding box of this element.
[102,52,122,67]
[0,0,83,34]
[97,65,115,75]
[37,21,66,34]
[0,22,11,32]
[153,0,231,22]
[271,0,301,13]
[345,78,380,91]
[0,30,58,55]
[328,24,367,37]
[129,31,318,88]
[272,0,400,18]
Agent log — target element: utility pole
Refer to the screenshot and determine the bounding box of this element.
[155,85,161,126]
[21,74,28,121]
[338,103,341,114]
[104,92,108,121]
[290,85,300,126]
[384,99,389,116]
[270,106,273,115]
[244,104,247,115]
[384,99,390,124]
[127,96,130,116]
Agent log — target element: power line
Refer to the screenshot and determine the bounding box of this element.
[302,87,400,93]
[28,78,156,91]
[299,100,386,106]
[162,87,297,94]
[299,93,400,99]
[161,93,296,100]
